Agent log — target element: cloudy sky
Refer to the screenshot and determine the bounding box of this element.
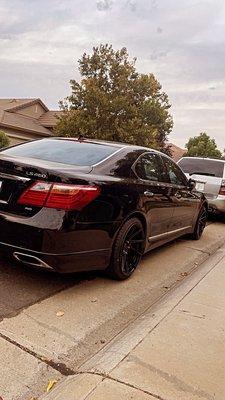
[0,0,225,149]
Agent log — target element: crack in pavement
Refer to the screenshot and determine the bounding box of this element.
[0,331,76,376]
[82,371,169,400]
[184,246,211,255]
[180,237,225,257]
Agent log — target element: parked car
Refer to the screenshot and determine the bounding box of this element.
[0,138,207,279]
[178,157,225,215]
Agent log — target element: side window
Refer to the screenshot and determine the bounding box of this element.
[163,157,187,186]
[135,153,163,182]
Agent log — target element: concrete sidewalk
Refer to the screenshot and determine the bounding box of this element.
[43,244,225,400]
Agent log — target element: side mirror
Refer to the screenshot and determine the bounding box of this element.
[188,178,196,191]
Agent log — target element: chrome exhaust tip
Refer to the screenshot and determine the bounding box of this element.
[13,252,53,270]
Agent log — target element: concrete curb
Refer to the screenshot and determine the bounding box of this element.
[40,373,103,400]
[42,241,225,399]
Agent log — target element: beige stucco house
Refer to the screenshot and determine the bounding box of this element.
[0,98,62,145]
[169,143,186,162]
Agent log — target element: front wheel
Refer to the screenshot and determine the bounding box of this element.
[107,218,145,280]
[190,206,207,240]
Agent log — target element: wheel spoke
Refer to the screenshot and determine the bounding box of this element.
[129,228,142,240]
[199,212,206,224]
[129,245,143,256]
[130,239,145,244]
[197,208,207,237]
[120,223,145,275]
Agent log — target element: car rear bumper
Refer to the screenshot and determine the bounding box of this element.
[207,195,225,213]
[0,241,111,273]
[0,208,116,272]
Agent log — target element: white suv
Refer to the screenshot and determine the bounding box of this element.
[178,157,225,214]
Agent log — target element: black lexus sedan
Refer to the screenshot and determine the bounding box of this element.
[0,137,207,280]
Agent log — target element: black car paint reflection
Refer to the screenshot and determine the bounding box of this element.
[0,138,207,278]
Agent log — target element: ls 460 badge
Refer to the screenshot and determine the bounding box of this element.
[25,172,47,179]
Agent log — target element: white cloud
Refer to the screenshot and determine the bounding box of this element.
[0,0,225,148]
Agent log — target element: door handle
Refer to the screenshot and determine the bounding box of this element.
[144,190,154,197]
[174,192,182,199]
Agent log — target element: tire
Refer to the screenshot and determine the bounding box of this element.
[107,217,145,280]
[190,205,207,240]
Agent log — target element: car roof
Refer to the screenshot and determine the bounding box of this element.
[50,136,162,154]
[54,137,126,148]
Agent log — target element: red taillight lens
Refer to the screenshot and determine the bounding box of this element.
[219,180,225,195]
[18,182,52,207]
[18,182,100,210]
[46,184,100,210]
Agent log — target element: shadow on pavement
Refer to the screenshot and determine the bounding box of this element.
[208,213,225,223]
[0,255,97,320]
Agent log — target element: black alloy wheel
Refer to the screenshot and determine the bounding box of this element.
[107,217,145,280]
[191,206,207,240]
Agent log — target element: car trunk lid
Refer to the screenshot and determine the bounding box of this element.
[0,155,92,216]
[178,158,225,198]
[188,174,222,198]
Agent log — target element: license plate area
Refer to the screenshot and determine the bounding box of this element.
[195,181,205,192]
[0,179,15,203]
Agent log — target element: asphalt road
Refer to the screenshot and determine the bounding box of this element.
[0,255,97,320]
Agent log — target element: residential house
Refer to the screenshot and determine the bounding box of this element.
[0,98,62,145]
[169,142,186,162]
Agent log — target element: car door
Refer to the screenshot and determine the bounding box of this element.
[133,152,174,243]
[161,155,199,231]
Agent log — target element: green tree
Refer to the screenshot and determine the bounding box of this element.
[56,44,173,153]
[0,131,9,149]
[185,132,222,159]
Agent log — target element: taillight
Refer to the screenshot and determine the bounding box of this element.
[18,182,52,207]
[18,181,100,210]
[46,184,100,210]
[219,180,225,196]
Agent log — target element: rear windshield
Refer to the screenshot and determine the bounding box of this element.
[1,139,118,166]
[178,158,224,178]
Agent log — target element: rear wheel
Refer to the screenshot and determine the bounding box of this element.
[190,206,207,240]
[107,218,145,280]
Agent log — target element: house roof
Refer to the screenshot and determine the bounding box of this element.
[0,110,52,136]
[169,143,187,162]
[0,98,61,138]
[38,110,63,127]
[0,99,35,111]
[0,98,49,112]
